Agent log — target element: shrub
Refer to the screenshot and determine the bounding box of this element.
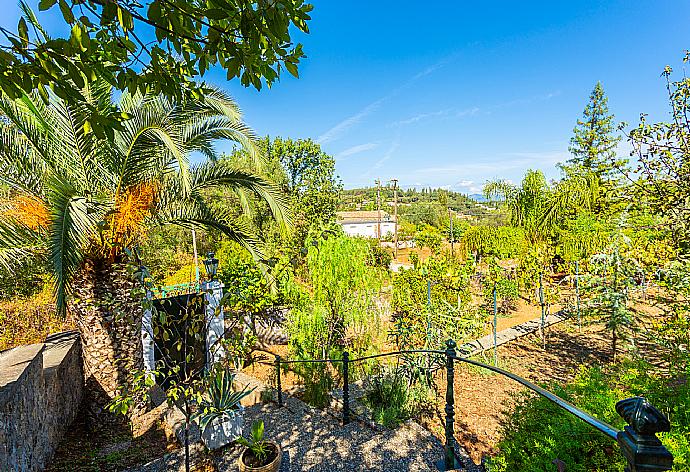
[362,368,434,428]
[483,278,519,314]
[487,363,690,471]
[414,225,442,253]
[0,255,48,300]
[368,240,393,269]
[461,225,525,260]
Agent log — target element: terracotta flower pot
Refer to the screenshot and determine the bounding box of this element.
[238,441,282,472]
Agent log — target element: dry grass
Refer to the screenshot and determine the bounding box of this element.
[0,289,74,350]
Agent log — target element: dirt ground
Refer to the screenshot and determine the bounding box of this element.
[46,402,177,472]
[490,298,563,334]
[46,283,660,470]
[437,320,613,463]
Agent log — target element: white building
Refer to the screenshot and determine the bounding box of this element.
[337,211,397,239]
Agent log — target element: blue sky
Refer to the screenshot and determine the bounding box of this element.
[3,1,689,192]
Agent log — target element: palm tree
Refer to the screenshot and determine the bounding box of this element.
[0,80,288,416]
[484,169,599,241]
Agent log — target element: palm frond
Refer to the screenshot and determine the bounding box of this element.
[0,216,44,270]
[0,123,46,196]
[483,179,515,202]
[117,93,190,194]
[0,93,53,164]
[189,161,291,228]
[47,176,104,315]
[153,197,265,260]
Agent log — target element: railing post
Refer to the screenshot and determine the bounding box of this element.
[342,351,350,425]
[575,261,582,333]
[275,355,283,407]
[444,339,457,471]
[539,273,546,349]
[493,285,498,367]
[615,397,673,472]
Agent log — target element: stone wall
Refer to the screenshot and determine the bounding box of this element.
[0,331,82,472]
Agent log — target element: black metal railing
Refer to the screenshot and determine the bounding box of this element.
[273,339,674,471]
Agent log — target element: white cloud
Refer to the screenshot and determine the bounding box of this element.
[391,110,450,127]
[457,106,481,117]
[390,149,569,189]
[317,99,385,145]
[335,142,379,160]
[391,106,479,128]
[453,180,482,193]
[362,134,401,179]
[373,137,400,171]
[317,55,457,144]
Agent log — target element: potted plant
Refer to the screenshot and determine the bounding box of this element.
[197,369,254,450]
[237,420,282,472]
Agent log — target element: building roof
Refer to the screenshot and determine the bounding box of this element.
[337,210,397,224]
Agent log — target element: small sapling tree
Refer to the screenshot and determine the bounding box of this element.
[582,227,641,362]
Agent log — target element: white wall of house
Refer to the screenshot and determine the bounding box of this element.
[341,221,396,239]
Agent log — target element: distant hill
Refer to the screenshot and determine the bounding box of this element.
[339,186,476,212]
[468,193,487,202]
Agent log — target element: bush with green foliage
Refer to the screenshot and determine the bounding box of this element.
[654,261,690,373]
[391,254,482,351]
[215,241,282,315]
[392,253,472,320]
[0,255,47,300]
[362,367,435,428]
[462,226,526,261]
[557,212,611,265]
[581,228,641,362]
[414,225,443,253]
[487,362,689,471]
[286,234,385,405]
[368,240,393,269]
[483,276,519,315]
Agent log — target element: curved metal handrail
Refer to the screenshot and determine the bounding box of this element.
[275,348,615,438]
[349,349,444,363]
[449,354,618,439]
[278,357,341,365]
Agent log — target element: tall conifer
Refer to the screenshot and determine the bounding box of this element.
[568,82,625,182]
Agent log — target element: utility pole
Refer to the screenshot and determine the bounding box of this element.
[448,207,454,258]
[391,178,398,260]
[375,179,382,241]
[192,229,200,284]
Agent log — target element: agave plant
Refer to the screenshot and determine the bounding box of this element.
[0,77,288,413]
[197,369,254,432]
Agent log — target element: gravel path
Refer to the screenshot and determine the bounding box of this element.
[215,396,450,471]
[130,373,481,471]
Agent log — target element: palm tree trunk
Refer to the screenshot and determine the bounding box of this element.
[71,258,144,419]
